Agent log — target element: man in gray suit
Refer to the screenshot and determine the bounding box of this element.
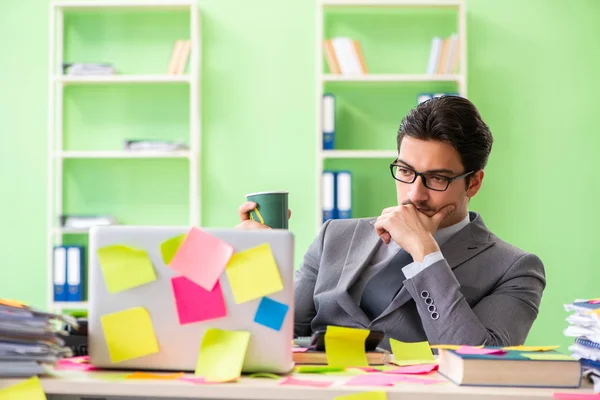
[237,96,545,348]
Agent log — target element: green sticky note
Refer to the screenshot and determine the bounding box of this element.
[97,245,156,293]
[325,326,370,368]
[296,365,345,373]
[521,353,575,361]
[195,328,251,382]
[225,243,283,303]
[334,391,388,400]
[160,234,186,264]
[101,307,159,363]
[390,338,435,365]
[0,376,46,400]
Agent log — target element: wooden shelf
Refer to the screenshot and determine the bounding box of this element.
[56,151,192,159]
[322,74,463,83]
[321,150,398,159]
[55,75,190,85]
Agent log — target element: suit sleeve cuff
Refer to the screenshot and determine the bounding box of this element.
[402,251,445,279]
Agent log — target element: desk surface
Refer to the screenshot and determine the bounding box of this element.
[0,370,595,400]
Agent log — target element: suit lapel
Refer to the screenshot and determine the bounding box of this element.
[374,212,495,322]
[335,218,382,327]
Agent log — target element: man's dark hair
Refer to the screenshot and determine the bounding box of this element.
[397,96,493,179]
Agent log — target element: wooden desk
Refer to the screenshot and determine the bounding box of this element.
[0,369,594,400]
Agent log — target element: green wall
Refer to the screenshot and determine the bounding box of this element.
[1,0,598,350]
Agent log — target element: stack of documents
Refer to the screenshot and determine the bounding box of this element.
[564,299,600,391]
[0,300,77,377]
[63,63,115,75]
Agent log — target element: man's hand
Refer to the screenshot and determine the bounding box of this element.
[374,204,455,261]
[235,201,292,230]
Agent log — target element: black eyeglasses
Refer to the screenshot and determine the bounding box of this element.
[389,163,474,192]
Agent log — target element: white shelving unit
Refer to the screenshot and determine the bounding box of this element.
[47,0,201,313]
[315,0,467,230]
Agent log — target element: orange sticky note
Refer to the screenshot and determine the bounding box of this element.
[225,243,283,303]
[101,307,159,363]
[126,372,184,380]
[169,227,234,291]
[502,345,560,352]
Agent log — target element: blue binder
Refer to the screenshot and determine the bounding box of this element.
[66,246,84,302]
[53,246,67,302]
[322,93,335,150]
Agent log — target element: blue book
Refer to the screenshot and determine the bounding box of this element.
[66,246,84,302]
[53,246,67,302]
[336,171,352,219]
[322,93,335,150]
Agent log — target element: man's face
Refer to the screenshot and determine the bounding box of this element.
[394,136,483,228]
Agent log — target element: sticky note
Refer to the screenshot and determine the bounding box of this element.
[280,377,334,387]
[390,338,435,365]
[126,372,184,380]
[325,326,369,368]
[97,245,156,293]
[430,344,463,350]
[345,374,401,386]
[169,227,234,291]
[522,353,575,361]
[296,365,345,373]
[254,297,289,331]
[394,376,446,385]
[502,345,560,351]
[292,347,308,353]
[334,390,388,400]
[195,328,251,382]
[0,376,46,400]
[455,346,506,355]
[100,307,159,363]
[160,234,186,264]
[248,372,281,379]
[553,393,600,399]
[171,276,227,325]
[179,377,209,384]
[225,243,283,303]
[383,363,438,374]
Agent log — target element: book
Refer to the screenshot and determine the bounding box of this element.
[293,349,391,365]
[438,348,581,388]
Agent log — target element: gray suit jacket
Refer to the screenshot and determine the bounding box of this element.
[294,212,546,348]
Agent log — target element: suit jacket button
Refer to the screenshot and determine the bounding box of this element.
[431,311,440,320]
[428,304,436,313]
[420,290,430,298]
[425,297,433,305]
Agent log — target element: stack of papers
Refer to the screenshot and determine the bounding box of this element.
[0,300,77,377]
[564,299,600,391]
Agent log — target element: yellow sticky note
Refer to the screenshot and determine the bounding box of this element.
[97,245,156,293]
[334,391,388,400]
[390,338,435,365]
[195,328,251,382]
[502,345,560,352]
[101,307,159,363]
[325,326,369,368]
[159,234,186,265]
[225,243,283,304]
[0,376,46,400]
[430,344,463,351]
[521,353,575,361]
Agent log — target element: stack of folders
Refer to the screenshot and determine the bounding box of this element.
[322,170,351,223]
[564,299,600,392]
[0,300,77,377]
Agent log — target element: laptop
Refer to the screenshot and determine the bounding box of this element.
[87,225,295,374]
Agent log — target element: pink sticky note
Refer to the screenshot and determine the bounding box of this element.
[55,356,99,371]
[169,227,234,291]
[345,373,406,387]
[171,276,227,325]
[280,377,334,387]
[590,300,600,304]
[456,346,506,355]
[383,364,438,375]
[395,376,446,385]
[553,394,600,399]
[292,347,308,353]
[180,377,209,384]
[354,367,381,373]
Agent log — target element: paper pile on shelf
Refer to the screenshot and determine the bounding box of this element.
[0,300,77,377]
[63,63,116,76]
